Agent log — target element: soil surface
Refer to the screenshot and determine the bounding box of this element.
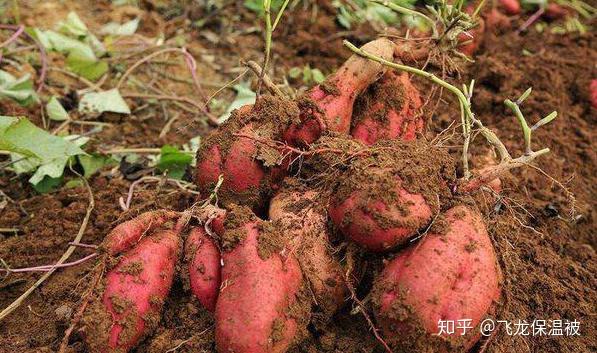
[0,1,595,353]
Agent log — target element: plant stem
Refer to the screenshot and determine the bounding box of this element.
[272,0,291,31]
[460,148,550,193]
[343,40,511,176]
[258,0,273,97]
[504,99,532,153]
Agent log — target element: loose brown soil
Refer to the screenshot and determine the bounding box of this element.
[0,1,595,353]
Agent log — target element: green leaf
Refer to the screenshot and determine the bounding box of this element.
[65,179,85,189]
[100,18,140,36]
[79,89,131,114]
[218,83,256,123]
[288,67,302,79]
[0,116,85,162]
[57,12,89,38]
[78,154,117,178]
[27,135,88,185]
[156,145,193,180]
[311,69,325,83]
[66,51,108,81]
[0,70,39,106]
[46,96,69,121]
[32,175,64,193]
[1,116,87,188]
[43,30,97,60]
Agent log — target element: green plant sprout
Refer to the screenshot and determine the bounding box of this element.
[259,0,290,95]
[343,40,557,189]
[374,0,484,42]
[371,0,439,37]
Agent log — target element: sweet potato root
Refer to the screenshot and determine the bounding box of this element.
[195,97,299,211]
[328,139,453,252]
[351,71,424,145]
[102,210,179,256]
[83,229,180,352]
[284,38,394,145]
[269,183,347,316]
[215,206,305,353]
[372,205,501,352]
[185,226,221,312]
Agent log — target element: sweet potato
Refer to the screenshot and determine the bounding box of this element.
[185,226,221,312]
[544,3,568,20]
[328,139,453,252]
[84,229,180,353]
[589,79,597,109]
[284,38,394,146]
[499,0,521,15]
[102,210,179,256]
[195,96,299,211]
[351,71,424,145]
[215,206,305,353]
[372,205,501,352]
[269,183,347,316]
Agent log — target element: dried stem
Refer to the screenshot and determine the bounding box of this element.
[459,149,550,193]
[244,60,285,97]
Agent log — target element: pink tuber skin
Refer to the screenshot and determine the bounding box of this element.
[373,206,501,352]
[87,229,180,353]
[351,71,424,145]
[544,3,569,20]
[284,38,395,146]
[269,188,347,316]
[215,216,303,353]
[499,0,521,15]
[102,210,179,256]
[185,227,221,312]
[195,103,290,211]
[329,172,433,252]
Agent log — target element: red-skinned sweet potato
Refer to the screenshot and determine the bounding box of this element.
[372,205,501,352]
[185,226,221,312]
[328,139,453,252]
[544,3,569,20]
[84,229,180,353]
[269,184,347,316]
[329,170,432,252]
[102,210,179,256]
[215,206,305,353]
[499,0,521,15]
[195,97,299,211]
[284,38,394,146]
[591,79,597,109]
[351,71,424,145]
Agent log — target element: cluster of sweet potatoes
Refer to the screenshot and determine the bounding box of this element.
[81,38,502,353]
